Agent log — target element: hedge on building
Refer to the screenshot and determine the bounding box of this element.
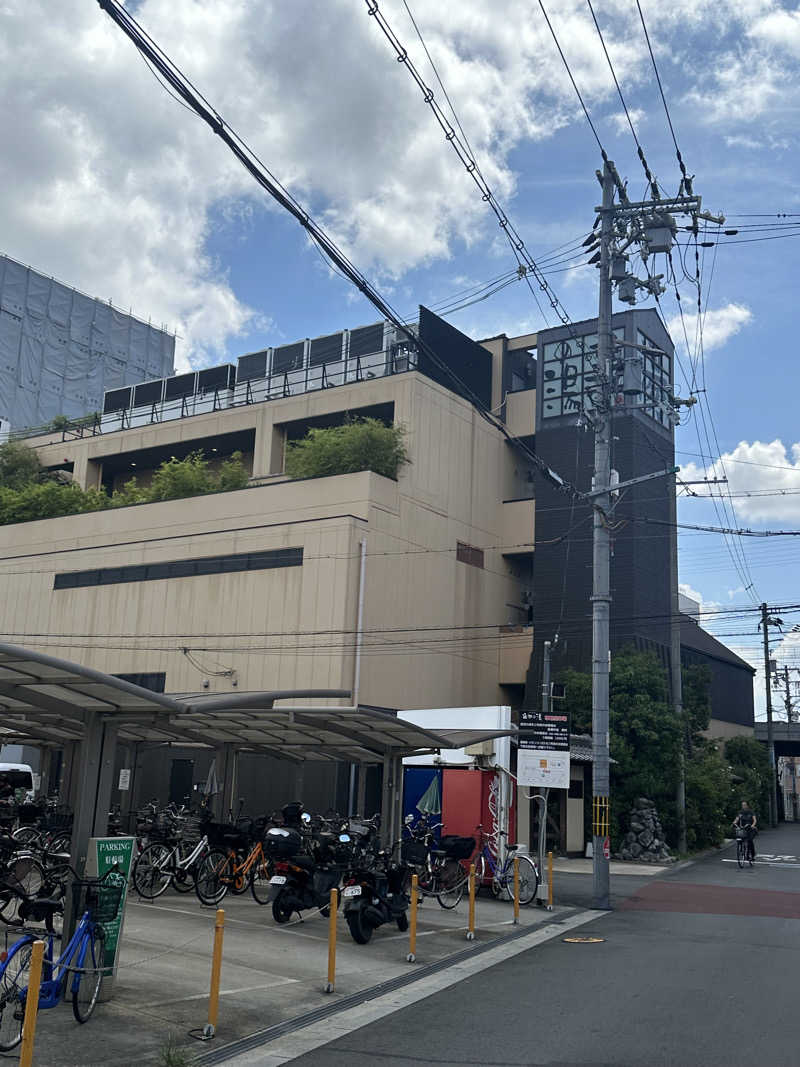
[285,418,409,480]
[0,443,249,525]
[558,648,761,853]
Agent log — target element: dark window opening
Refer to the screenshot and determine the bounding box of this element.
[54,547,303,590]
[113,672,167,693]
[279,402,395,444]
[456,542,484,569]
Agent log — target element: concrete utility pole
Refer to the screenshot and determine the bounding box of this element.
[782,666,794,725]
[590,160,615,910]
[761,602,778,828]
[588,162,713,908]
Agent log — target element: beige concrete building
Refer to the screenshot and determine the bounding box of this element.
[0,315,538,722]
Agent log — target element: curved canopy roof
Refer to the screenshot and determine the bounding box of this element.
[0,643,515,764]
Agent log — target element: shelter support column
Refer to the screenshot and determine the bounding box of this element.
[65,713,118,945]
[380,754,392,847]
[59,741,78,805]
[215,744,238,819]
[37,747,53,797]
[356,762,367,816]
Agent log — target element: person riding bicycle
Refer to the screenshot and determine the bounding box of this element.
[733,801,757,859]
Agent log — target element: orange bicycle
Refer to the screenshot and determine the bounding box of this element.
[194,820,273,905]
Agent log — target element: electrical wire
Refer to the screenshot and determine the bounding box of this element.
[585,0,658,197]
[96,0,584,504]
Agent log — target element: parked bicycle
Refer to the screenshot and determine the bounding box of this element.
[472,825,539,904]
[132,810,214,899]
[0,867,123,1049]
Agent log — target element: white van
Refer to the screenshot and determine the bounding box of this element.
[0,763,35,802]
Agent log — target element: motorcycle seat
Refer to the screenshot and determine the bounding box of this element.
[291,855,315,870]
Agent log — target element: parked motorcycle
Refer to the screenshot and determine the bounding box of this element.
[265,825,352,923]
[342,854,410,944]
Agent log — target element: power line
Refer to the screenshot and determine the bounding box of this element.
[364,0,576,329]
[634,0,691,195]
[585,0,658,197]
[97,0,586,506]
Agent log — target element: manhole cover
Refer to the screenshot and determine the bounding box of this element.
[563,936,605,943]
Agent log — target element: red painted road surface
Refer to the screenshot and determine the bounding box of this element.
[621,880,800,919]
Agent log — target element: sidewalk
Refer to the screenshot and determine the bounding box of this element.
[552,856,668,877]
[10,885,573,1066]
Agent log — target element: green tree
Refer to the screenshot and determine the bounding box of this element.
[285,418,409,480]
[607,648,681,846]
[216,451,250,492]
[148,451,214,501]
[0,442,42,490]
[684,742,732,850]
[725,735,771,825]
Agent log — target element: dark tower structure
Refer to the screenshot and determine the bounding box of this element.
[529,307,676,690]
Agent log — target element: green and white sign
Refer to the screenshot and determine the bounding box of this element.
[88,836,135,977]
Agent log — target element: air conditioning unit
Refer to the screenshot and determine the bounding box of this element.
[465,740,495,757]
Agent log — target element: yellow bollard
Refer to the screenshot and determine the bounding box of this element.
[407,874,418,962]
[513,857,520,925]
[466,863,476,941]
[18,939,44,1067]
[548,850,554,910]
[204,908,225,1039]
[325,888,338,993]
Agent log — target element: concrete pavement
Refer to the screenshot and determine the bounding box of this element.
[267,823,800,1067]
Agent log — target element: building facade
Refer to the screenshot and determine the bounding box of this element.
[0,254,175,431]
[0,305,753,824]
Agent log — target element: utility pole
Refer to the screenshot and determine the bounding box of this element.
[761,603,778,828]
[588,162,712,908]
[670,503,687,853]
[591,159,614,910]
[782,666,794,724]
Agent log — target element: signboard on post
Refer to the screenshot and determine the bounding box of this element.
[86,836,135,985]
[517,710,570,789]
[118,768,131,791]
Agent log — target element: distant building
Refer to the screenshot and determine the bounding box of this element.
[0,254,175,430]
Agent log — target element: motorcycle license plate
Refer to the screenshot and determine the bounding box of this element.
[343,885,362,898]
[269,875,287,886]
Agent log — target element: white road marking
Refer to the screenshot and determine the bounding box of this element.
[721,859,800,868]
[216,909,603,1066]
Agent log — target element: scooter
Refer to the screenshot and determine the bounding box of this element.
[342,855,410,944]
[266,824,352,924]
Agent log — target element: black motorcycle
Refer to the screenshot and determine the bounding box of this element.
[265,824,351,924]
[342,855,410,944]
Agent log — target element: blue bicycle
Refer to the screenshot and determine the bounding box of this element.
[0,867,123,1050]
[472,825,539,904]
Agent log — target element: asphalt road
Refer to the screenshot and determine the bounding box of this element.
[289,823,800,1067]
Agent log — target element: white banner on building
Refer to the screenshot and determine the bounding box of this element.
[517,748,570,789]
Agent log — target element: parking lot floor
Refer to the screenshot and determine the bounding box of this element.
[0,884,571,1066]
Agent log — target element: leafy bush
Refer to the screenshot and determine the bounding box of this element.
[285,418,409,480]
[684,742,732,850]
[0,442,42,490]
[0,450,251,524]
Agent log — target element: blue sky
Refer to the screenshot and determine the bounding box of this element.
[2,0,800,711]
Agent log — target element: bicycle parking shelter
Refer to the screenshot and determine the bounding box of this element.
[0,641,516,895]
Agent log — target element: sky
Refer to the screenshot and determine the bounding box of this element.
[2,0,800,716]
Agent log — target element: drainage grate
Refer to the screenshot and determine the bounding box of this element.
[193,910,578,1065]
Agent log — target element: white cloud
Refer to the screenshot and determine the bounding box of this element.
[0,0,794,371]
[678,582,721,614]
[681,439,800,523]
[749,8,800,55]
[667,303,752,356]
